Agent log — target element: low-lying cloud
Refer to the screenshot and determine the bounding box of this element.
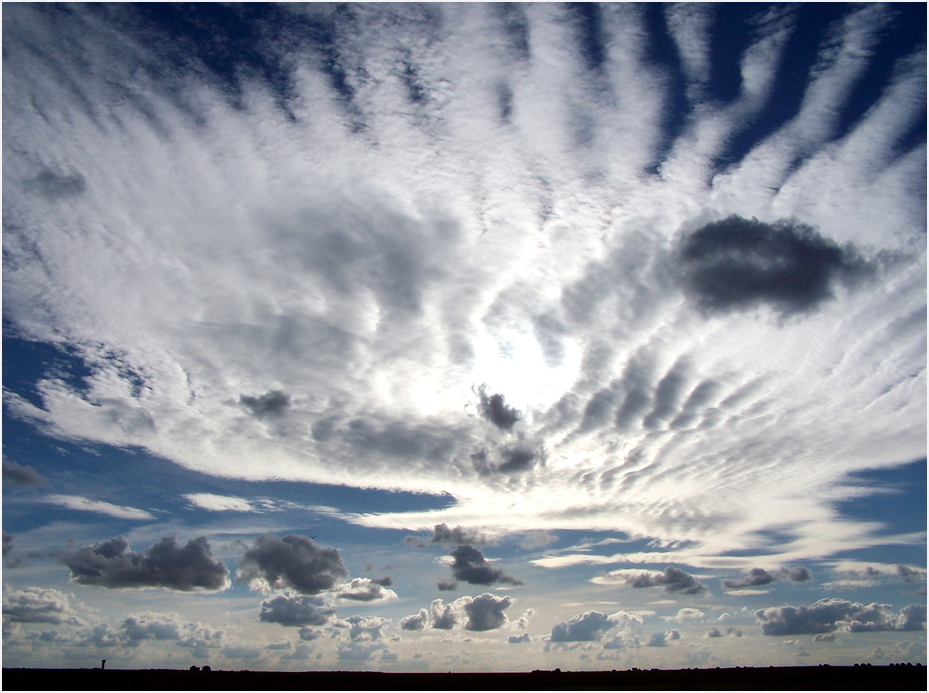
[237,534,348,595]
[755,599,927,635]
[63,536,229,591]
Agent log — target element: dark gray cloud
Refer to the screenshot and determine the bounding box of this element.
[430,600,457,630]
[239,390,291,419]
[3,532,13,557]
[431,523,489,545]
[237,534,348,594]
[549,611,617,642]
[705,627,742,638]
[259,592,334,627]
[896,565,926,583]
[626,567,706,595]
[478,386,520,430]
[724,566,811,588]
[508,632,530,643]
[450,545,522,586]
[2,459,47,487]
[63,536,229,591]
[786,566,812,582]
[723,567,777,589]
[471,445,541,476]
[399,609,429,631]
[27,169,87,199]
[647,629,680,647]
[436,580,459,591]
[463,593,514,631]
[755,599,926,635]
[677,215,871,316]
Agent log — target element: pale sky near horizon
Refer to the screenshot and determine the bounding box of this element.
[3,2,926,672]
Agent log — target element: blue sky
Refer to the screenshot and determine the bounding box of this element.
[3,2,925,672]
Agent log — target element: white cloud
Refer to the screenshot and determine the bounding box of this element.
[44,495,155,521]
[183,493,256,512]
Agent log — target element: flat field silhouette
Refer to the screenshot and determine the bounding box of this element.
[3,664,925,690]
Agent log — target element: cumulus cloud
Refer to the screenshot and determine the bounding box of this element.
[786,566,812,583]
[462,593,514,631]
[550,611,619,642]
[240,390,291,419]
[431,524,490,545]
[2,586,85,625]
[336,615,391,642]
[436,580,459,592]
[430,599,458,630]
[63,536,229,591]
[755,599,927,635]
[237,534,348,595]
[335,577,398,603]
[45,495,155,520]
[647,629,680,647]
[723,567,777,589]
[450,545,522,586]
[259,592,334,627]
[508,632,531,643]
[667,608,705,622]
[399,609,429,631]
[2,459,47,487]
[677,216,872,316]
[478,387,520,430]
[813,633,836,642]
[705,627,742,638]
[623,567,706,595]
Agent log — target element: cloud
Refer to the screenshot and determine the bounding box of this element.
[336,615,391,642]
[183,493,256,512]
[430,599,458,630]
[431,524,490,545]
[813,633,836,642]
[3,532,14,557]
[259,592,334,627]
[647,629,681,647]
[508,632,530,644]
[667,608,705,622]
[549,611,618,642]
[755,599,927,635]
[2,459,47,487]
[335,577,398,603]
[236,534,349,595]
[786,566,812,582]
[623,567,706,595]
[896,565,926,583]
[450,545,522,586]
[436,580,459,592]
[0,1,924,596]
[677,215,872,316]
[45,494,155,520]
[705,627,742,638]
[120,612,184,644]
[461,593,514,632]
[240,390,291,419]
[723,567,777,589]
[63,536,229,591]
[399,609,429,631]
[478,387,520,430]
[2,586,85,625]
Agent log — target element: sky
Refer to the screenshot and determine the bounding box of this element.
[2,2,926,673]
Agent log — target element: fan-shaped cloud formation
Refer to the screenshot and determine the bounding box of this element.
[63,536,229,591]
[237,534,348,595]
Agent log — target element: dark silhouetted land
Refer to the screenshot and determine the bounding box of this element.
[3,664,926,690]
